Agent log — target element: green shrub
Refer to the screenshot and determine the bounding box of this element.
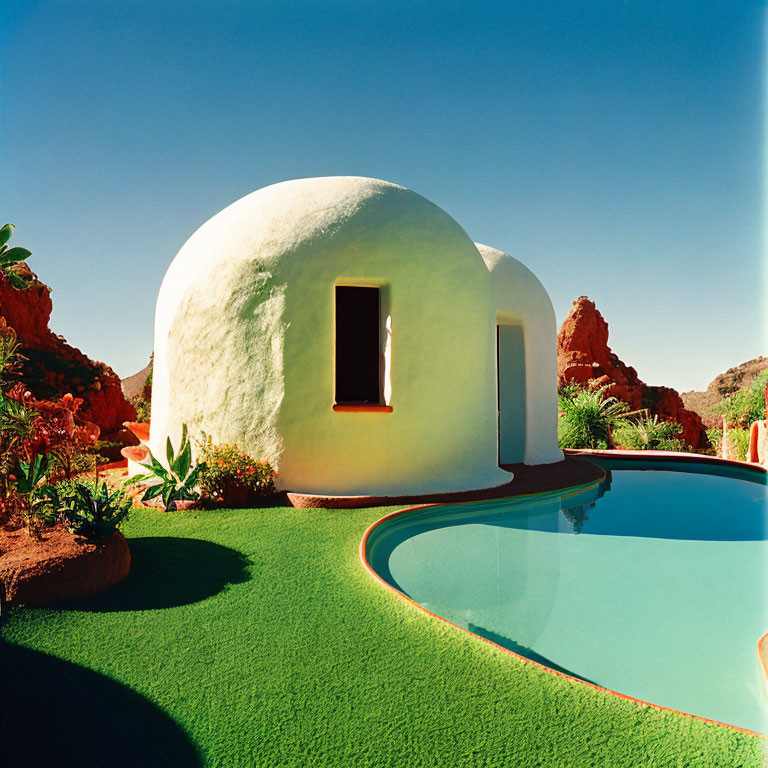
[557,379,584,400]
[557,387,630,449]
[92,439,123,463]
[724,427,750,461]
[196,433,276,504]
[0,223,32,290]
[48,440,118,479]
[612,416,688,452]
[14,455,59,533]
[49,479,131,539]
[705,428,723,453]
[714,369,767,428]
[132,396,151,422]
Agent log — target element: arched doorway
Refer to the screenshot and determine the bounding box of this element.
[497,324,526,464]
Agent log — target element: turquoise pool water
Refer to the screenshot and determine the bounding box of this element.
[366,461,768,734]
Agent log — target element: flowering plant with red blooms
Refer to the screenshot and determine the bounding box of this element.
[196,433,277,506]
[5,384,99,458]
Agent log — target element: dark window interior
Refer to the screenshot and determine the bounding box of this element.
[335,286,381,404]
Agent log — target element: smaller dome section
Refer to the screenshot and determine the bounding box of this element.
[477,243,563,465]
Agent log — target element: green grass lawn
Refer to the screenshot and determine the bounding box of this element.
[2,504,764,767]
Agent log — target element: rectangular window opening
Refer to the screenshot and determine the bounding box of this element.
[335,286,382,405]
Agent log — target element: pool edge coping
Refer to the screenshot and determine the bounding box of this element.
[564,448,768,476]
[359,469,768,742]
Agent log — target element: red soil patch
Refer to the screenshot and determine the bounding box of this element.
[0,525,130,606]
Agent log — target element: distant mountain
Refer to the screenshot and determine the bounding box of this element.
[121,354,153,402]
[681,357,768,429]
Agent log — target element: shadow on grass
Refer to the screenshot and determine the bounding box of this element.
[59,537,251,612]
[1,643,202,767]
[468,623,598,685]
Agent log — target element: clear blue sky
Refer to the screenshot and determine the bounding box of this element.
[2,0,765,392]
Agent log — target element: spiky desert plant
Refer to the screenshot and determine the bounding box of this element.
[127,423,200,510]
[557,387,630,449]
[612,415,687,452]
[51,479,131,539]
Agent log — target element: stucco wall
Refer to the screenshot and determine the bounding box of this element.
[151,177,511,496]
[476,243,563,466]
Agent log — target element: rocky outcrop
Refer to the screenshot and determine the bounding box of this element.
[681,356,768,429]
[0,269,135,440]
[557,297,709,448]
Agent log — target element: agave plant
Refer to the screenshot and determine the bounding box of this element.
[127,423,200,511]
[0,223,32,290]
[557,386,630,449]
[612,415,687,452]
[51,480,131,539]
[12,454,60,533]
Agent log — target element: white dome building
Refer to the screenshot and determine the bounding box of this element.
[476,243,562,466]
[149,177,561,498]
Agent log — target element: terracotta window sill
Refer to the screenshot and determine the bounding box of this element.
[332,404,393,413]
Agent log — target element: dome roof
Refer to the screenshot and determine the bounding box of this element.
[475,242,555,323]
[160,177,482,294]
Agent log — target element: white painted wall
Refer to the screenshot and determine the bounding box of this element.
[476,243,563,465]
[151,177,511,496]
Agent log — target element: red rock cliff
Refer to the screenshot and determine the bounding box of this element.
[557,297,709,449]
[0,269,135,440]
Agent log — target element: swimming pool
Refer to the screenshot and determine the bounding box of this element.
[364,459,768,734]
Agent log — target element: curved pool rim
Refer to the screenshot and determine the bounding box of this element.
[360,454,767,740]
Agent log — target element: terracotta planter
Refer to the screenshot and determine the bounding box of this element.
[221,485,254,507]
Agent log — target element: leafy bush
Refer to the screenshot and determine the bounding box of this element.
[14,455,59,534]
[50,439,123,479]
[0,388,38,504]
[706,428,723,454]
[557,379,584,401]
[49,479,131,539]
[0,324,42,528]
[612,416,688,452]
[132,396,151,422]
[196,433,276,505]
[724,427,750,461]
[714,370,767,428]
[557,387,629,449]
[0,315,99,532]
[49,448,99,478]
[127,424,200,510]
[0,223,32,290]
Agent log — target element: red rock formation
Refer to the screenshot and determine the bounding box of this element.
[0,269,136,440]
[558,297,709,449]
